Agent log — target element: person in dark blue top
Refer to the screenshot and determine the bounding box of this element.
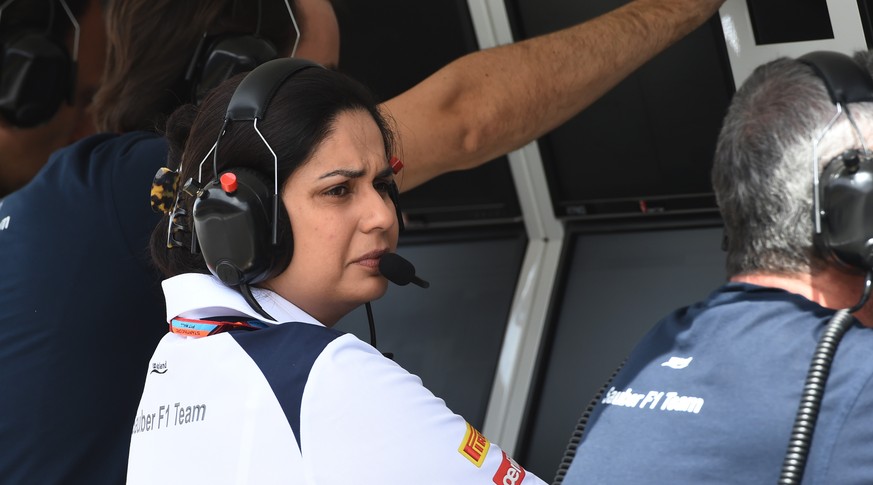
[561,52,873,484]
[0,132,167,484]
[0,2,302,482]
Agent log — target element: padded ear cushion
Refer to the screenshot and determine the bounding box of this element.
[190,35,278,105]
[0,31,72,127]
[818,152,873,270]
[193,168,288,286]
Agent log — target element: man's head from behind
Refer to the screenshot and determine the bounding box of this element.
[713,52,873,278]
[0,0,105,196]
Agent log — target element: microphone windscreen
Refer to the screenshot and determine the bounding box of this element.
[379,252,416,286]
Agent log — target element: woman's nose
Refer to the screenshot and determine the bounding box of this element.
[360,187,397,232]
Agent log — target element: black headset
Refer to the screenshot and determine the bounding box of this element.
[778,51,873,485]
[190,58,403,288]
[798,51,873,271]
[183,0,300,105]
[0,0,77,128]
[184,33,279,106]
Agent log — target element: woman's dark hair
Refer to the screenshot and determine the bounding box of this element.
[150,66,396,279]
[93,0,299,133]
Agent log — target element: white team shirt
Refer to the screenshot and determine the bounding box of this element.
[127,273,543,485]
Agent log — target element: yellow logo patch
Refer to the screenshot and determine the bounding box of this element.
[458,422,490,467]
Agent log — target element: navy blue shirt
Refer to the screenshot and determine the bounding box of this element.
[565,283,873,484]
[0,132,169,484]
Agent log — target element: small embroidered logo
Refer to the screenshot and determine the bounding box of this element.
[0,200,9,231]
[458,422,490,467]
[660,356,693,369]
[150,361,168,375]
[493,451,526,485]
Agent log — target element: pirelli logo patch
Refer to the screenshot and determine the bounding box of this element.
[458,422,490,467]
[493,451,526,485]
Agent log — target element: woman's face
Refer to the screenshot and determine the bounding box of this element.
[266,110,399,325]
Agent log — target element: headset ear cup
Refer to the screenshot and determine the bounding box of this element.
[189,35,279,105]
[818,152,873,270]
[0,31,72,127]
[193,169,286,286]
[798,52,873,271]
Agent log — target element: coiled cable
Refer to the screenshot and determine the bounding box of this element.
[778,271,872,484]
[552,359,627,485]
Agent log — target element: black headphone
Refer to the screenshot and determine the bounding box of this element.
[190,58,404,288]
[799,51,873,270]
[184,33,279,106]
[183,0,301,105]
[0,0,77,128]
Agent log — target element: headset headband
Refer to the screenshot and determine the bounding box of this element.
[798,51,873,105]
[0,0,79,61]
[225,57,320,121]
[211,58,323,244]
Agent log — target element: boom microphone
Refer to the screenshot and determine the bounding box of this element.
[379,252,430,288]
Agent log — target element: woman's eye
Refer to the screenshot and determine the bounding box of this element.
[325,185,349,197]
[374,180,392,193]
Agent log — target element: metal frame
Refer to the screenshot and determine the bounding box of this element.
[466,0,565,455]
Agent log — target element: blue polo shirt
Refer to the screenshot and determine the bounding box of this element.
[0,132,169,483]
[564,283,873,484]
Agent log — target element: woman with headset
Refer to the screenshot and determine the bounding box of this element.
[128,59,545,485]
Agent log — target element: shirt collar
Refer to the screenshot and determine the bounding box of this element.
[162,273,322,327]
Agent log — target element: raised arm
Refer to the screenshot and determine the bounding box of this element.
[383,0,726,191]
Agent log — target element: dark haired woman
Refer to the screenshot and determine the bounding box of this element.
[127,61,545,484]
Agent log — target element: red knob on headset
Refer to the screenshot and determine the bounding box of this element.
[220,172,238,193]
[390,156,404,175]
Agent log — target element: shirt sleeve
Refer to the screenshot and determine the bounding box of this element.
[301,334,544,485]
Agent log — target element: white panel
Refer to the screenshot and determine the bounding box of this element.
[481,237,563,455]
[467,0,565,455]
[720,0,867,88]
[467,0,515,49]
